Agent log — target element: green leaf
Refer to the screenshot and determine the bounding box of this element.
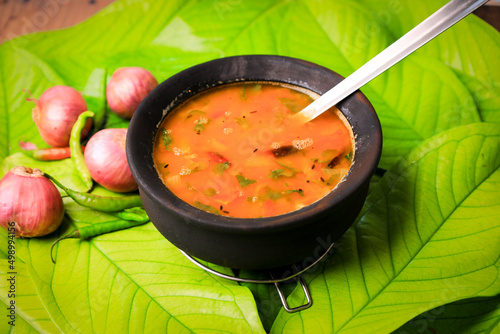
[263,187,304,201]
[278,97,301,113]
[161,129,173,150]
[23,215,265,333]
[0,0,485,171]
[204,187,217,197]
[344,151,352,161]
[193,201,220,215]
[236,174,257,188]
[357,0,500,124]
[268,169,285,179]
[276,161,300,173]
[285,189,304,197]
[271,123,500,334]
[193,118,210,133]
[213,161,230,175]
[365,54,481,168]
[235,117,252,129]
[278,1,482,168]
[0,0,499,332]
[187,109,206,118]
[455,73,500,123]
[0,141,264,333]
[394,296,500,334]
[239,271,297,333]
[0,261,62,333]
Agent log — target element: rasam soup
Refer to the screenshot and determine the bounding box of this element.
[153,82,354,218]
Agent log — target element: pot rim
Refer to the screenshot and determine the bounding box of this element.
[127,55,382,234]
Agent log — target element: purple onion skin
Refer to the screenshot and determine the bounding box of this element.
[0,166,64,237]
[106,67,158,119]
[30,85,92,147]
[84,128,138,193]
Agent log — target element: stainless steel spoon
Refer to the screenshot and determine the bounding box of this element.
[295,0,488,123]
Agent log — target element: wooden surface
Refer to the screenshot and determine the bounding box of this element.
[475,2,500,31]
[0,0,116,44]
[0,0,499,45]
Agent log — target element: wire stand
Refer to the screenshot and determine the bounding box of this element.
[179,242,335,313]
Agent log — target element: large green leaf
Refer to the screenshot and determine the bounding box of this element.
[0,154,266,333]
[357,0,500,124]
[0,262,62,333]
[271,123,500,333]
[239,270,297,332]
[360,54,481,168]
[0,0,487,169]
[394,295,500,334]
[25,221,265,333]
[0,0,499,332]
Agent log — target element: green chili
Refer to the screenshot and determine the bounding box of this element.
[109,207,149,222]
[50,219,149,263]
[70,111,94,191]
[44,173,142,212]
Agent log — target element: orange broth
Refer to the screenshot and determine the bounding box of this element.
[153,82,354,218]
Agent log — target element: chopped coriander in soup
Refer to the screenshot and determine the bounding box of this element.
[153,82,354,218]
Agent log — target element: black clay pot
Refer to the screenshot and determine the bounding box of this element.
[127,55,382,270]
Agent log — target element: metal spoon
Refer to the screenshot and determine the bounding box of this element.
[295,0,488,123]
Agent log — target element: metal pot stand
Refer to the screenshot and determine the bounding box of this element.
[179,242,335,313]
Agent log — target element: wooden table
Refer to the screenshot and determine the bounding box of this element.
[0,0,115,44]
[0,0,499,44]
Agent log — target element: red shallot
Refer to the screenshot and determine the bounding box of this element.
[84,128,138,193]
[0,166,64,237]
[106,67,158,119]
[28,85,92,147]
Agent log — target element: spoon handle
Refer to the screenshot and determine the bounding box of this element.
[296,0,488,122]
